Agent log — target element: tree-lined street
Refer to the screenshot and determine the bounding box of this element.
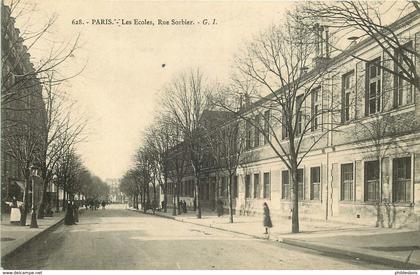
[3,206,389,270]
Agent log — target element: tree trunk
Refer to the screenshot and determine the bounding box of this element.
[62,188,67,211]
[55,185,60,212]
[172,184,177,216]
[37,182,46,219]
[20,172,30,226]
[228,174,234,223]
[196,178,201,219]
[290,161,300,233]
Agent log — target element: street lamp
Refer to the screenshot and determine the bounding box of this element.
[30,165,39,228]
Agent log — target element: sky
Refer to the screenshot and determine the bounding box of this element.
[12,0,295,180]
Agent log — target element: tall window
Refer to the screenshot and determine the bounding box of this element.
[364,160,380,202]
[263,172,270,199]
[254,173,260,198]
[296,95,303,135]
[341,163,354,201]
[221,177,226,197]
[254,115,260,147]
[342,71,354,122]
[282,170,289,199]
[366,58,381,115]
[233,175,238,198]
[393,157,411,203]
[246,121,252,149]
[311,88,320,131]
[310,167,320,200]
[263,110,270,144]
[394,41,413,107]
[297,168,304,200]
[282,110,288,139]
[245,175,251,198]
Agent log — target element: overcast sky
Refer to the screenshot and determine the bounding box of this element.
[13,0,295,180]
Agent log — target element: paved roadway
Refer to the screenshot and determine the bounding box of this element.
[3,205,390,270]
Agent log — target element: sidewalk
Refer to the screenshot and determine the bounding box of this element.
[1,211,65,262]
[130,207,420,269]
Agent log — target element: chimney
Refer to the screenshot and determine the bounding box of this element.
[313,24,330,67]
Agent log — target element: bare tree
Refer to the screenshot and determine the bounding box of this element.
[204,111,249,223]
[216,14,340,233]
[162,69,213,219]
[2,82,44,225]
[1,1,83,111]
[36,73,87,219]
[300,1,419,91]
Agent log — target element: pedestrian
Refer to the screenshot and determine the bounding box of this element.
[216,198,224,217]
[101,200,106,210]
[64,200,75,225]
[182,200,187,213]
[263,202,273,234]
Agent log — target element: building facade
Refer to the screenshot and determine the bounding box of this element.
[166,11,420,228]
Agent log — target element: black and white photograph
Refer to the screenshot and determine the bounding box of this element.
[1,0,419,273]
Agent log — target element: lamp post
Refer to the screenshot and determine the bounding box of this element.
[30,165,39,228]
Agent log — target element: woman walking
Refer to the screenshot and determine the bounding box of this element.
[263,202,272,234]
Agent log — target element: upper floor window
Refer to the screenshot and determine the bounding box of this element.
[296,95,303,135]
[394,41,413,108]
[342,71,354,123]
[263,110,270,144]
[311,88,321,131]
[245,121,252,149]
[366,58,381,115]
[254,115,260,147]
[282,110,288,139]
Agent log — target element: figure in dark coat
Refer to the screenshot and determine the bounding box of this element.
[263,202,272,234]
[216,199,224,217]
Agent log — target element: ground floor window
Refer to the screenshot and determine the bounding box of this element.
[341,163,354,201]
[297,169,304,200]
[393,156,411,203]
[282,170,289,199]
[263,172,270,199]
[310,167,320,200]
[245,175,251,199]
[233,175,238,198]
[364,160,380,202]
[254,173,260,198]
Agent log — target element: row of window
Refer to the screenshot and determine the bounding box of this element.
[340,156,412,203]
[244,172,271,199]
[245,110,270,150]
[342,45,414,123]
[168,156,412,203]
[281,167,321,200]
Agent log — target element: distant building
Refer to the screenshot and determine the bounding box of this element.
[106,178,126,203]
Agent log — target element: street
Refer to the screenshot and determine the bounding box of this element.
[3,206,390,270]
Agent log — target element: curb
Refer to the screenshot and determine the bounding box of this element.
[1,216,65,263]
[127,208,271,241]
[128,208,420,269]
[281,238,420,270]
